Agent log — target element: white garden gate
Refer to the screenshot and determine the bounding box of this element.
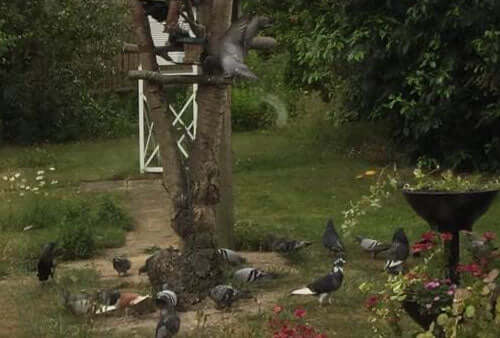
[138,15,199,173]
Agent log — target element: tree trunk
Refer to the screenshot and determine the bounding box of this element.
[131,0,234,303]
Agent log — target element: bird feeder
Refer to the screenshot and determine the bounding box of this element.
[402,189,499,283]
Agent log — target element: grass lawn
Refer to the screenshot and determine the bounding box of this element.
[0,128,499,337]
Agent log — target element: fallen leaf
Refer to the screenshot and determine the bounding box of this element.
[365,170,377,176]
[483,269,499,283]
[356,174,364,179]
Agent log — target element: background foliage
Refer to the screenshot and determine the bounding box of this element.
[245,0,500,170]
[0,0,134,144]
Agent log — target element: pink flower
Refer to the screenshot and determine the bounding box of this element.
[447,289,454,295]
[273,305,283,314]
[426,304,432,309]
[294,308,306,318]
[364,295,379,309]
[424,280,440,289]
[433,296,440,301]
[483,231,497,241]
[440,232,453,241]
[412,241,434,253]
[456,263,483,277]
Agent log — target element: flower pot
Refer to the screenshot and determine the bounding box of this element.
[402,190,498,233]
[402,300,439,330]
[402,190,499,282]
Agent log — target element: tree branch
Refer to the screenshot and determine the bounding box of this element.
[128,70,231,85]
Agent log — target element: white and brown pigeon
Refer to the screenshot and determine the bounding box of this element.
[384,228,410,274]
[112,256,131,276]
[322,219,345,255]
[290,255,346,304]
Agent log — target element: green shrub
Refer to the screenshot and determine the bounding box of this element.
[95,195,134,231]
[59,218,96,260]
[232,87,275,131]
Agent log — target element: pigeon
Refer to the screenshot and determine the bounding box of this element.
[384,228,410,274]
[112,256,131,276]
[37,242,58,281]
[271,238,312,253]
[209,284,251,309]
[322,219,344,254]
[217,248,247,265]
[290,255,346,304]
[156,289,178,308]
[155,306,180,338]
[203,15,272,79]
[61,289,94,315]
[97,289,121,306]
[463,231,497,262]
[355,236,390,258]
[234,267,275,283]
[139,251,161,275]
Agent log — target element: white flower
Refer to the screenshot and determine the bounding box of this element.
[9,176,15,182]
[2,176,7,181]
[51,180,58,185]
[19,192,24,197]
[20,185,25,189]
[21,178,26,183]
[25,186,31,190]
[32,187,39,191]
[44,192,49,197]
[39,181,46,186]
[36,170,45,175]
[14,173,21,178]
[49,167,55,171]
[35,176,43,181]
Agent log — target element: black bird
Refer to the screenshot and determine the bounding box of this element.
[290,255,346,304]
[271,237,313,253]
[112,256,131,276]
[155,305,180,338]
[322,219,344,254]
[203,15,272,79]
[209,284,251,309]
[384,228,410,274]
[37,242,57,281]
[140,0,169,23]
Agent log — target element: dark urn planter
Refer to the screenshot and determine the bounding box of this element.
[402,190,499,283]
[402,300,444,331]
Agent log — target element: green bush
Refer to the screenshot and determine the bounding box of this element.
[0,0,130,144]
[232,87,275,131]
[59,220,96,260]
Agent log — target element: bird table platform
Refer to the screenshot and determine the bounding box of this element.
[183,43,203,64]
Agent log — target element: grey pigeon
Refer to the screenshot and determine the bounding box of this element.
[97,288,120,306]
[217,248,247,265]
[290,255,346,304]
[271,238,312,253]
[234,267,275,283]
[61,289,94,315]
[322,219,344,254]
[384,228,410,274]
[355,235,390,258]
[37,242,57,281]
[156,289,178,308]
[112,256,131,276]
[155,306,180,338]
[203,15,272,79]
[209,284,251,309]
[463,231,497,262]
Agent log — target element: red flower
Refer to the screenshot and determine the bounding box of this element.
[421,231,436,241]
[412,241,434,253]
[273,305,283,314]
[483,231,497,241]
[440,232,453,241]
[456,263,483,277]
[364,295,379,309]
[294,308,307,318]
